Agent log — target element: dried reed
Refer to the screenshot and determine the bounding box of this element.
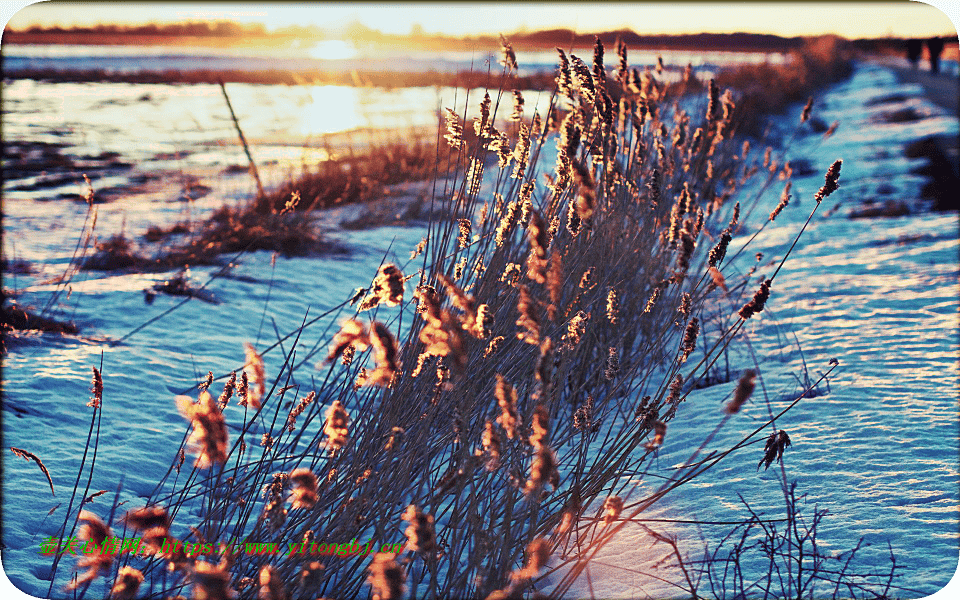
[46,36,873,600]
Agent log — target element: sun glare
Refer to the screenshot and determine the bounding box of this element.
[301,85,364,136]
[306,40,357,61]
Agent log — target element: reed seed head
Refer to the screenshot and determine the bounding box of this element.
[603,495,624,526]
[578,267,596,290]
[495,375,521,439]
[707,79,720,121]
[484,335,505,358]
[814,159,842,204]
[367,553,406,600]
[500,34,518,71]
[725,369,757,414]
[262,472,288,533]
[571,161,596,222]
[402,504,437,554]
[592,36,606,88]
[88,366,103,408]
[605,347,620,380]
[525,443,559,497]
[467,158,484,198]
[680,316,700,363]
[512,124,531,180]
[495,201,520,248]
[566,194,582,236]
[570,53,596,105]
[759,430,792,470]
[526,209,549,283]
[492,130,512,168]
[635,395,656,428]
[643,287,661,313]
[176,390,228,468]
[366,264,405,308]
[217,372,236,411]
[547,252,563,320]
[358,321,400,387]
[573,394,595,432]
[709,229,732,267]
[564,311,588,349]
[243,343,265,409]
[535,337,555,398]
[555,112,581,190]
[322,400,350,452]
[191,559,233,600]
[482,419,502,470]
[823,120,839,139]
[444,108,464,148]
[664,374,684,412]
[111,567,144,600]
[260,432,274,450]
[258,565,287,600]
[327,319,369,363]
[615,38,628,85]
[289,468,318,509]
[738,278,772,320]
[286,391,317,433]
[512,538,551,580]
[708,266,728,292]
[68,510,114,589]
[475,303,493,339]
[510,90,525,122]
[475,91,492,137]
[801,97,813,123]
[645,421,667,450]
[124,506,171,537]
[770,182,791,221]
[677,293,692,319]
[675,221,697,280]
[515,284,541,345]
[530,403,550,448]
[457,218,472,250]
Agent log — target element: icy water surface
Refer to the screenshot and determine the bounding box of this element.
[2,62,958,598]
[5,42,788,79]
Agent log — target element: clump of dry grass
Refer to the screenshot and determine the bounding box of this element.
[1,300,79,337]
[254,137,444,215]
[43,36,893,600]
[716,36,853,134]
[81,205,339,273]
[82,139,444,274]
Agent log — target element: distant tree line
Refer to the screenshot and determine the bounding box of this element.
[8,21,955,55]
[12,21,280,38]
[505,29,808,51]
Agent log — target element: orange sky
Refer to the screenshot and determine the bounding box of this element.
[3,1,958,39]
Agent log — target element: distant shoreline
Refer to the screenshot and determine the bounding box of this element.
[1,67,559,89]
[2,29,809,53]
[8,29,954,55]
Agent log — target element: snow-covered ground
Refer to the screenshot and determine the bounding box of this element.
[2,60,958,598]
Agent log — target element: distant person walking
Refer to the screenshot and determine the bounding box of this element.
[927,37,944,74]
[906,38,923,69]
